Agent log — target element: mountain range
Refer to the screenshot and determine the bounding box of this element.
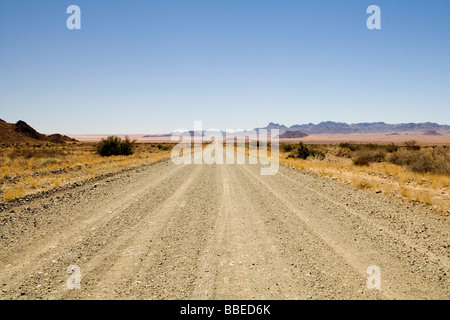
[259,121,450,135]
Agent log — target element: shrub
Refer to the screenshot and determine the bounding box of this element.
[352,154,370,166]
[352,150,386,166]
[363,143,378,150]
[356,180,372,190]
[296,142,310,159]
[407,153,435,174]
[340,143,398,154]
[40,158,59,167]
[339,143,360,151]
[388,150,415,166]
[309,149,326,160]
[384,143,399,153]
[404,140,421,151]
[389,148,450,175]
[361,143,399,153]
[157,143,171,151]
[280,144,296,153]
[96,136,136,157]
[287,142,326,161]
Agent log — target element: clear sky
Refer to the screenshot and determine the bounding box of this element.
[0,0,449,134]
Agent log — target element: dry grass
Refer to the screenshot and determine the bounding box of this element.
[278,143,450,213]
[4,141,448,212]
[3,186,26,201]
[0,142,174,202]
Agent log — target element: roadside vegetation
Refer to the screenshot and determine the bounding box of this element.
[0,140,174,202]
[96,136,136,156]
[279,141,450,212]
[2,138,449,213]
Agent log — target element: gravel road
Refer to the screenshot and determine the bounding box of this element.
[0,152,448,299]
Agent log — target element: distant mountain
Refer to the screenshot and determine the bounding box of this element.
[47,133,78,143]
[423,130,442,136]
[265,122,289,131]
[0,119,77,144]
[259,121,450,135]
[142,134,171,138]
[254,122,288,135]
[279,131,309,139]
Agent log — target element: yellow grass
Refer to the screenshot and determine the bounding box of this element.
[3,186,26,201]
[0,143,174,202]
[235,142,450,211]
[278,150,449,213]
[26,176,40,189]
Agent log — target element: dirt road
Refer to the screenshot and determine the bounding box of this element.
[0,152,448,299]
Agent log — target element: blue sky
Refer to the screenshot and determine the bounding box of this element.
[0,0,449,134]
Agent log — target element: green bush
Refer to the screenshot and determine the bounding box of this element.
[384,143,399,153]
[287,142,326,161]
[363,143,378,150]
[280,144,296,153]
[157,143,171,151]
[96,136,136,157]
[339,142,398,154]
[296,142,310,159]
[404,140,421,151]
[310,149,326,160]
[339,143,360,151]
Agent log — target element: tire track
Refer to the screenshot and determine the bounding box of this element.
[0,151,448,300]
[239,162,448,299]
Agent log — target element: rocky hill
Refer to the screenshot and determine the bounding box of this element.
[279,130,309,139]
[423,130,442,136]
[0,119,77,144]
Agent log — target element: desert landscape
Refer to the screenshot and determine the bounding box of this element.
[1,0,449,306]
[0,119,448,300]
